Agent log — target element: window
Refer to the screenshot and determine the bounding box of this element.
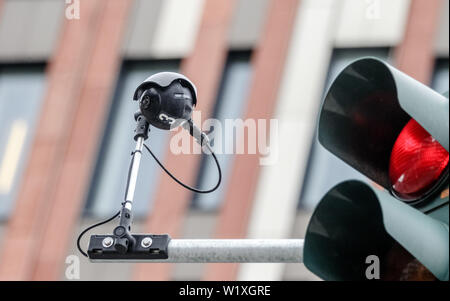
[299,48,390,210]
[85,61,179,218]
[193,52,252,210]
[431,58,449,93]
[0,65,46,219]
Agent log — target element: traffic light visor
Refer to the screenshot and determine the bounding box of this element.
[318,58,449,191]
[303,180,449,281]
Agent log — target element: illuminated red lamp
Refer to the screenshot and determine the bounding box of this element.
[389,119,449,201]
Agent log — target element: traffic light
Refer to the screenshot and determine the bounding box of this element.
[303,57,449,281]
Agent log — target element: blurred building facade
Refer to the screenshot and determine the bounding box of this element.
[0,0,448,280]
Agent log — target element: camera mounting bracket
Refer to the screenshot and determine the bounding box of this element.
[87,112,171,260]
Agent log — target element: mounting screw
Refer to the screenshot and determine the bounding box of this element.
[141,237,153,248]
[102,237,114,248]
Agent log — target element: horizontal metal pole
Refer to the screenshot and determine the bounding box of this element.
[90,239,304,263]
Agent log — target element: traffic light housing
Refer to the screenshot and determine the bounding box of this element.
[304,58,449,281]
[304,180,448,280]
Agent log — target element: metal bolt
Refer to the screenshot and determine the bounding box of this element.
[102,237,114,248]
[141,237,153,248]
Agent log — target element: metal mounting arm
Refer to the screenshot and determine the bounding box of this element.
[111,112,155,254]
[88,238,304,263]
[87,112,303,265]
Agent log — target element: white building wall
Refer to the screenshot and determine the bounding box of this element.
[238,0,340,281]
[435,0,449,56]
[150,0,205,59]
[334,0,411,47]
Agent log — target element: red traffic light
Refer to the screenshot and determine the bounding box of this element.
[389,119,449,201]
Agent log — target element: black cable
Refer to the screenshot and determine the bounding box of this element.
[77,145,142,257]
[77,136,222,258]
[143,143,222,194]
[76,149,139,257]
[77,210,120,257]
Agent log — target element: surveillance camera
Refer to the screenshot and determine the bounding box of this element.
[133,72,197,130]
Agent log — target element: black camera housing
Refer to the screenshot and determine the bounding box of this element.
[133,72,197,130]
